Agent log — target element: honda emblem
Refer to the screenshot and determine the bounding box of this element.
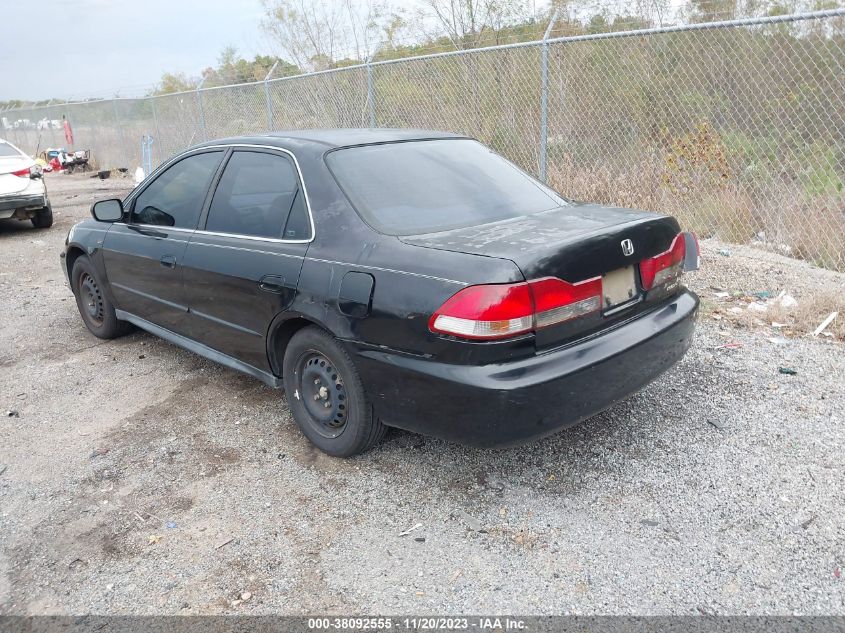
[621,239,634,256]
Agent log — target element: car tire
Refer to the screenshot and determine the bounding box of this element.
[31,205,53,229]
[71,256,132,339]
[283,325,386,457]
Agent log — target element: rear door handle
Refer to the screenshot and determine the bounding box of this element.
[258,275,286,294]
[160,255,177,269]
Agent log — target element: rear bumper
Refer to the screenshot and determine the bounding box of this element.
[0,188,48,217]
[350,289,699,447]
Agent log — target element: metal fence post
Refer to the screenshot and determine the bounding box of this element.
[112,96,126,166]
[150,96,162,166]
[196,77,207,140]
[45,99,57,150]
[366,46,381,128]
[539,9,559,183]
[264,61,280,131]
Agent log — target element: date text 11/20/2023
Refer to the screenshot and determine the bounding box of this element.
[307,617,527,630]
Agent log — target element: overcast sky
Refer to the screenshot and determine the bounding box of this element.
[0,0,268,101]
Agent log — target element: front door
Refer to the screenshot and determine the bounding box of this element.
[102,149,224,333]
[181,148,312,371]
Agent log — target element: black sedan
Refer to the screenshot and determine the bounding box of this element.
[61,129,700,457]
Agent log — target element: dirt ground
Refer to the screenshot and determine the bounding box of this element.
[1,173,844,615]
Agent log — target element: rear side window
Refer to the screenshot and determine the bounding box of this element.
[132,151,222,228]
[205,151,308,240]
[0,142,21,157]
[326,139,567,235]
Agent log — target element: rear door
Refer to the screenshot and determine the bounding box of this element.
[102,149,224,333]
[181,148,312,371]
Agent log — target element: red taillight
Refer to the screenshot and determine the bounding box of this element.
[429,276,602,340]
[640,233,686,290]
[530,276,602,328]
[428,283,534,340]
[12,167,31,178]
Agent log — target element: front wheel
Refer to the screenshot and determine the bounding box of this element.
[282,326,386,457]
[71,256,132,339]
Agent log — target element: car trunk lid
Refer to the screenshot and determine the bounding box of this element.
[0,156,34,196]
[401,203,682,349]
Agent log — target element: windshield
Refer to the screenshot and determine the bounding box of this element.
[326,139,567,235]
[0,142,22,158]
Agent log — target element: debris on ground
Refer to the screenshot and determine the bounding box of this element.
[399,523,422,537]
[778,367,798,375]
[454,510,483,532]
[6,410,19,418]
[778,293,798,309]
[147,534,163,545]
[718,249,732,257]
[813,312,838,337]
[707,418,726,430]
[792,515,817,532]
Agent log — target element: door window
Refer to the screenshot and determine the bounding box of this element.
[205,151,309,239]
[131,151,222,228]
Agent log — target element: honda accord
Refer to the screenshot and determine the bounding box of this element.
[61,129,699,456]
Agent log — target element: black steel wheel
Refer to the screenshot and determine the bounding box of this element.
[283,325,386,457]
[296,351,349,439]
[71,256,132,339]
[79,271,106,327]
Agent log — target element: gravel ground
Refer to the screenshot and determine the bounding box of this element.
[1,173,843,616]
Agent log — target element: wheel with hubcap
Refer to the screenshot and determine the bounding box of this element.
[283,325,386,457]
[71,256,132,339]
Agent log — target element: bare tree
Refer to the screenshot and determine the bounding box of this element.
[261,0,394,70]
[422,0,535,49]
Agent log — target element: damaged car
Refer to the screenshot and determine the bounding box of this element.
[62,129,699,456]
[0,139,53,228]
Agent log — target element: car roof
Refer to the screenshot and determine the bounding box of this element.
[199,128,468,151]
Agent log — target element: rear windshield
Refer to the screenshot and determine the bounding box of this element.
[0,142,21,157]
[326,139,567,235]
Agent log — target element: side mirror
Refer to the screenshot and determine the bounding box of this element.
[91,199,124,223]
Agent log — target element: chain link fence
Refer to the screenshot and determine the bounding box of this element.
[3,9,844,270]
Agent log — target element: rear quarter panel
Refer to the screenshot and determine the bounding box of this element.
[284,147,534,363]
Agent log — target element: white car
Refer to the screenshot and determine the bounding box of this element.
[0,139,52,228]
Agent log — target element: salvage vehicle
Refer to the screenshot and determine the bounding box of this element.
[0,139,53,228]
[61,130,699,456]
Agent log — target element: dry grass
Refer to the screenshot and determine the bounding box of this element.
[548,154,845,273]
[767,290,845,340]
